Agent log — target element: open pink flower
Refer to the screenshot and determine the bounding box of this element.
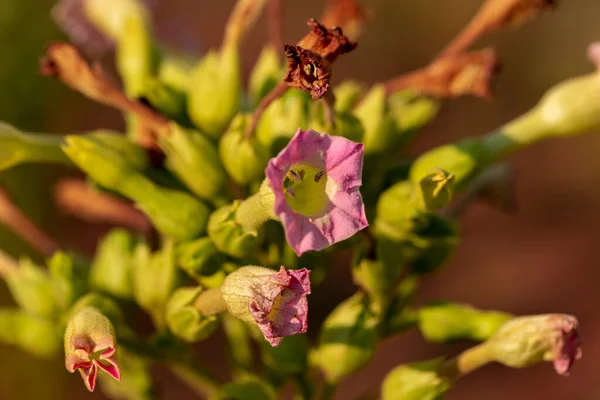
[220,266,311,347]
[64,307,121,391]
[265,129,368,255]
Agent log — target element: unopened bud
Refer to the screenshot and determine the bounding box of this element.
[85,130,149,171]
[64,307,121,392]
[221,266,311,347]
[219,114,270,185]
[0,122,69,172]
[381,359,451,400]
[354,85,398,155]
[417,168,455,211]
[188,45,242,138]
[419,302,513,343]
[0,309,61,358]
[166,287,220,342]
[48,251,88,310]
[89,229,137,300]
[333,80,366,113]
[248,45,285,107]
[313,293,379,383]
[142,78,187,123]
[6,258,58,318]
[158,124,226,201]
[175,237,227,280]
[485,314,582,376]
[388,90,440,145]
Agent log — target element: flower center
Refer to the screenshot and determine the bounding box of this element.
[283,164,329,216]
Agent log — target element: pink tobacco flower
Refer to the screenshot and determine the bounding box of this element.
[265,128,368,255]
[551,315,583,376]
[220,266,311,347]
[64,307,121,391]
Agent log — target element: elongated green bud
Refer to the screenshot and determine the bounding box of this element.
[416,168,455,211]
[381,359,451,400]
[248,45,285,107]
[354,84,398,155]
[85,130,149,171]
[141,78,187,123]
[84,0,151,41]
[176,237,227,280]
[166,287,220,342]
[63,135,209,239]
[219,114,270,185]
[388,90,440,146]
[5,258,58,318]
[0,122,69,171]
[89,229,137,300]
[158,124,226,201]
[313,293,379,384]
[334,81,366,113]
[418,303,513,343]
[48,251,88,310]
[188,44,241,138]
[0,309,61,358]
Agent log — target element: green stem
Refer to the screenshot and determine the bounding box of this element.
[23,134,71,165]
[439,342,492,382]
[193,288,228,316]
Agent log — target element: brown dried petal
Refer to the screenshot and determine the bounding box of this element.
[386,48,501,99]
[319,0,372,41]
[297,18,357,63]
[283,45,331,100]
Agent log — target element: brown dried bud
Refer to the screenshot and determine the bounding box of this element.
[297,18,357,63]
[385,48,501,99]
[319,0,372,41]
[283,45,331,100]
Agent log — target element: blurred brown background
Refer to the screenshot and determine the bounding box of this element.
[0,0,599,399]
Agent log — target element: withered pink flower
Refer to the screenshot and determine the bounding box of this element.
[265,129,368,255]
[220,266,311,347]
[64,307,120,391]
[487,314,582,376]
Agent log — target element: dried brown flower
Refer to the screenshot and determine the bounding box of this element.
[297,18,357,63]
[385,48,501,99]
[283,45,331,100]
[319,0,372,41]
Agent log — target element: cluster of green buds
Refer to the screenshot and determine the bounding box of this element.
[0,0,595,399]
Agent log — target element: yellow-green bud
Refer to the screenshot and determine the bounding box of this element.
[158,124,226,201]
[6,258,58,318]
[381,359,451,400]
[188,44,241,138]
[417,168,455,211]
[48,251,88,310]
[313,293,379,384]
[89,229,137,300]
[208,201,265,258]
[86,130,149,171]
[418,303,513,343]
[84,0,150,41]
[0,309,61,358]
[248,45,285,107]
[175,237,227,280]
[166,287,220,342]
[334,81,366,113]
[219,114,270,185]
[354,84,398,155]
[142,78,187,123]
[388,90,440,145]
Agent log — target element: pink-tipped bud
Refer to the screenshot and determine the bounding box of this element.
[64,307,121,391]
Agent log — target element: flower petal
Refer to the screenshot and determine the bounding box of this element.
[96,355,121,381]
[79,363,98,392]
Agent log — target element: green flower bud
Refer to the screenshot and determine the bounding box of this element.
[219,114,270,185]
[208,201,265,258]
[217,376,276,400]
[86,130,149,171]
[48,251,88,310]
[256,90,310,154]
[409,139,484,192]
[6,258,58,318]
[98,349,156,400]
[89,229,137,300]
[166,287,220,342]
[132,241,181,326]
[388,90,440,146]
[417,169,455,212]
[261,334,309,375]
[248,45,285,107]
[310,108,365,143]
[176,237,227,280]
[333,81,366,113]
[352,243,400,302]
[158,52,195,92]
[418,303,513,343]
[142,78,187,124]
[0,122,69,171]
[158,124,226,201]
[197,262,238,289]
[313,293,379,384]
[375,181,423,239]
[63,135,209,239]
[84,0,151,41]
[381,359,451,400]
[354,84,397,155]
[0,309,61,358]
[188,44,241,138]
